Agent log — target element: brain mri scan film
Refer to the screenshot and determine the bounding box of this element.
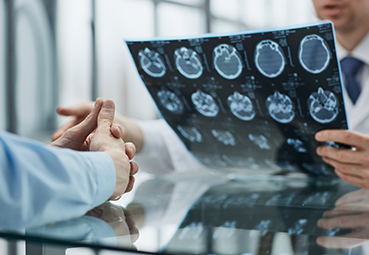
[174,47,203,79]
[248,134,271,150]
[227,91,255,121]
[157,89,184,114]
[266,91,295,123]
[191,90,219,117]
[213,44,243,79]
[127,21,348,175]
[287,138,308,153]
[177,125,202,143]
[308,87,339,123]
[138,48,166,78]
[212,129,236,146]
[255,40,285,78]
[299,34,331,74]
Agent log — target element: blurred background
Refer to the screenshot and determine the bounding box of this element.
[0,1,319,254]
[0,0,317,142]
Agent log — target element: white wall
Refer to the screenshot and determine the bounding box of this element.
[0,0,6,131]
[15,0,54,138]
[56,0,318,124]
[0,0,318,135]
[57,0,92,110]
[96,0,157,119]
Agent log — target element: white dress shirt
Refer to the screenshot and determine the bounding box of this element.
[336,33,369,133]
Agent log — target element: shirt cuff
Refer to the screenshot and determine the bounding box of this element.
[85,152,116,208]
[135,119,174,173]
[136,119,167,156]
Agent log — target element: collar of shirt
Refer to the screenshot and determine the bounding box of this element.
[336,32,369,65]
[336,32,369,90]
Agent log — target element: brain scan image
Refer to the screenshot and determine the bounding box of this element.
[299,34,331,74]
[177,125,202,143]
[266,91,295,123]
[308,87,339,123]
[254,40,285,78]
[211,129,236,146]
[138,48,166,78]
[174,47,203,79]
[287,138,307,153]
[248,134,271,150]
[227,92,255,121]
[191,90,219,117]
[213,44,243,79]
[157,90,184,114]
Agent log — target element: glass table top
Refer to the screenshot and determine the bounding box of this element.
[1,171,369,255]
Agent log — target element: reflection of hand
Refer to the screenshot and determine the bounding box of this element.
[316,189,369,249]
[52,101,144,152]
[316,129,369,188]
[89,100,138,199]
[86,202,139,247]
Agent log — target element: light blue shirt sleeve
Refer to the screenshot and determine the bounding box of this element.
[0,131,116,229]
[27,216,117,246]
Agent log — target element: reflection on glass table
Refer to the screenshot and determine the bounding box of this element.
[0,202,142,255]
[3,172,369,254]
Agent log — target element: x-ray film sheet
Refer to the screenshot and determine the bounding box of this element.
[126,21,348,176]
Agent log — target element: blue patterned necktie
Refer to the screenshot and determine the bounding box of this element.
[340,56,364,104]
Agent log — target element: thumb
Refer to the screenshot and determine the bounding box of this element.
[96,100,115,132]
[70,98,103,139]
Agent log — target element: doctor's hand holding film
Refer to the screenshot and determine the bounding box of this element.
[316,129,369,188]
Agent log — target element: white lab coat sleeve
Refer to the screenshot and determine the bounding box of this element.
[0,131,116,228]
[133,119,175,174]
[134,119,209,174]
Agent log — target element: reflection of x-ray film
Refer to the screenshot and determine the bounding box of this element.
[255,40,285,78]
[308,87,338,123]
[266,91,295,123]
[227,92,255,121]
[249,134,270,150]
[212,129,236,146]
[174,47,203,79]
[177,125,202,142]
[255,220,271,233]
[191,90,219,117]
[213,44,243,79]
[288,219,307,235]
[299,35,331,74]
[157,90,184,114]
[139,48,166,77]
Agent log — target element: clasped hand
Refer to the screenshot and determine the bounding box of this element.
[51,98,139,200]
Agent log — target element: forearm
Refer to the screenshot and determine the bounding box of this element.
[0,131,116,228]
[114,113,144,153]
